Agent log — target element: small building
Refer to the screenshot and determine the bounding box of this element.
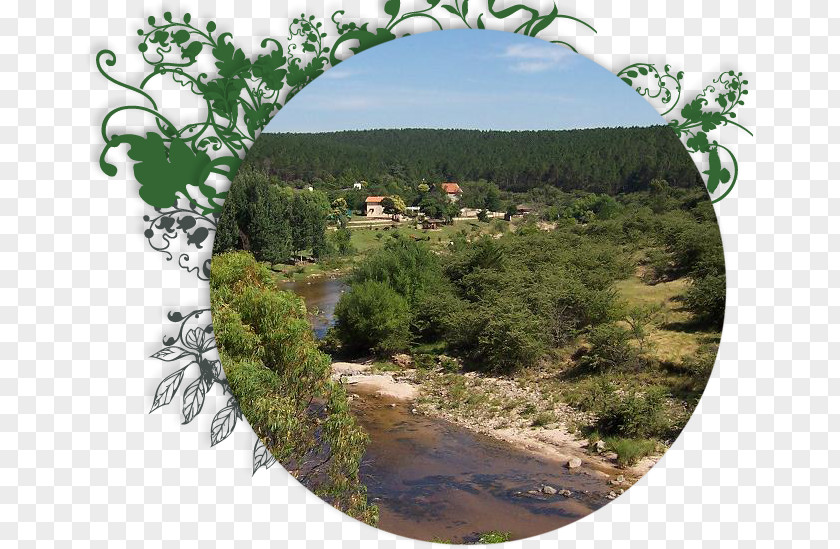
[440,182,462,203]
[422,217,445,230]
[353,182,363,190]
[405,206,421,217]
[365,196,386,217]
[516,204,534,215]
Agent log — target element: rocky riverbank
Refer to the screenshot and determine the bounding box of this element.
[331,358,660,484]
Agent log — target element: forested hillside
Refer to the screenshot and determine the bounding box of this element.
[247,126,701,194]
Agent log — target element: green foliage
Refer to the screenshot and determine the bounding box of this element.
[350,235,445,305]
[595,386,670,439]
[381,195,407,217]
[580,323,638,371]
[333,279,412,355]
[213,168,330,263]
[477,531,512,544]
[328,227,355,256]
[244,127,702,194]
[461,180,502,211]
[684,273,726,328]
[210,251,376,524]
[605,437,659,467]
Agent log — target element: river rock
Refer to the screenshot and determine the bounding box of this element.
[559,489,572,497]
[607,491,617,500]
[567,457,582,469]
[610,475,625,486]
[591,440,606,453]
[542,485,557,495]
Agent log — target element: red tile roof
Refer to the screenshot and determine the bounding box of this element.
[440,183,462,194]
[365,196,385,203]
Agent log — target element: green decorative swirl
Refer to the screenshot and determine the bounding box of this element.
[618,66,751,203]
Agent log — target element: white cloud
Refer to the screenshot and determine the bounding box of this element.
[320,67,359,80]
[502,43,575,73]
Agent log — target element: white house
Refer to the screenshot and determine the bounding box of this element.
[440,182,462,202]
[365,196,386,217]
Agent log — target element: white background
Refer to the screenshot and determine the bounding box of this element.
[1,0,837,547]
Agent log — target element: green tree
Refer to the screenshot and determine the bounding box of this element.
[210,251,377,525]
[333,280,412,355]
[291,190,331,259]
[381,195,406,220]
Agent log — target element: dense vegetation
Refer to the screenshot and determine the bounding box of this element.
[331,182,723,367]
[210,251,377,525]
[328,182,724,463]
[213,168,332,263]
[247,127,702,195]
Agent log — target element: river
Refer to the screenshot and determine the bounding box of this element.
[281,277,346,338]
[283,276,611,542]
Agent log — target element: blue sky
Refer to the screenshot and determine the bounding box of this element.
[265,30,665,133]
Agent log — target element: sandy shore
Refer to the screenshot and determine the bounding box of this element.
[332,361,419,401]
[331,361,659,482]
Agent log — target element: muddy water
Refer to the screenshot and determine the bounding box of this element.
[351,391,610,543]
[282,277,346,338]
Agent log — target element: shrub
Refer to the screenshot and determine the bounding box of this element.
[412,353,437,371]
[477,531,512,544]
[580,323,637,371]
[684,273,726,329]
[334,279,412,355]
[595,386,670,439]
[440,356,459,373]
[447,297,548,373]
[605,437,659,467]
[531,411,555,427]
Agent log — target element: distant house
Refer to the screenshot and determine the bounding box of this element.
[516,204,534,215]
[440,182,462,202]
[365,196,386,217]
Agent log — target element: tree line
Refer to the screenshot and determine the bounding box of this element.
[246,126,702,194]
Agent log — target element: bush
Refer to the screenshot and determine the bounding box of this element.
[334,280,412,355]
[350,235,443,305]
[580,323,637,371]
[684,273,726,328]
[605,437,659,467]
[446,297,548,373]
[595,386,670,439]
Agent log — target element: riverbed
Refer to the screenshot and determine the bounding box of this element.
[285,276,612,542]
[351,389,609,542]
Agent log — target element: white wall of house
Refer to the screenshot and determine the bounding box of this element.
[366,203,385,217]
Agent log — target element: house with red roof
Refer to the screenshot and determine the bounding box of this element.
[364,196,386,217]
[440,182,462,203]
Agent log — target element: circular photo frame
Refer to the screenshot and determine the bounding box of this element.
[96,4,751,545]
